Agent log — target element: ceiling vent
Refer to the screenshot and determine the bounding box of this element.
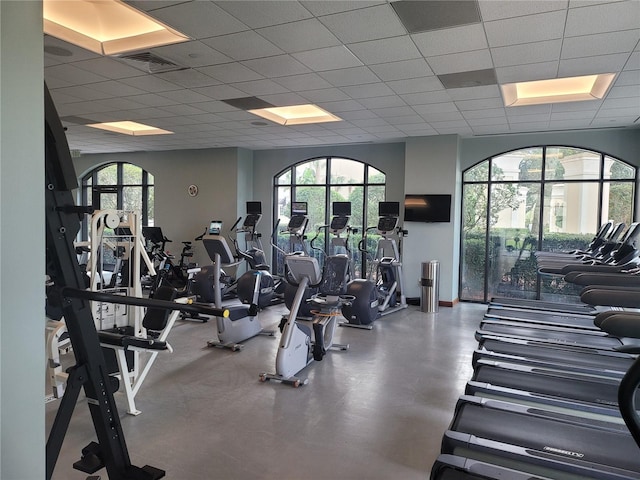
[116,51,186,74]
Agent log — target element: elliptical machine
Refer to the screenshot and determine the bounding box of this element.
[260,228,352,387]
[199,220,274,351]
[231,201,284,307]
[324,202,379,330]
[353,201,408,318]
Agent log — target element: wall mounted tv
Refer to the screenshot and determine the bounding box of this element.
[404,194,451,223]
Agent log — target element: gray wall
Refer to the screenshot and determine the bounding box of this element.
[74,147,247,267]
[0,2,45,478]
[403,135,462,301]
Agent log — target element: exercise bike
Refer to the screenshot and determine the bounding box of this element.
[200,220,274,351]
[259,244,352,386]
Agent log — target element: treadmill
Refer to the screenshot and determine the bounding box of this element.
[469,357,634,422]
[474,335,634,380]
[489,297,596,316]
[476,318,625,350]
[431,454,554,480]
[441,395,640,479]
[483,305,599,331]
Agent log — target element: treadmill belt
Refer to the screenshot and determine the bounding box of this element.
[450,400,640,474]
[490,297,594,315]
[477,338,634,374]
[485,308,597,330]
[477,323,621,349]
[472,364,622,407]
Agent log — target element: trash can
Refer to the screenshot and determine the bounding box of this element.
[421,261,439,313]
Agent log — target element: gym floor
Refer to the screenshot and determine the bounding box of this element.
[46,301,486,480]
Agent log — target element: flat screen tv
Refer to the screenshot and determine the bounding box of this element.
[404,194,451,223]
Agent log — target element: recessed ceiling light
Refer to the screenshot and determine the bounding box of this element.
[248,104,342,126]
[501,74,616,107]
[43,0,190,55]
[87,121,173,136]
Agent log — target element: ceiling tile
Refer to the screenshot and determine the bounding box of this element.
[491,40,562,68]
[202,31,284,61]
[561,30,640,59]
[149,1,249,39]
[478,0,568,22]
[495,61,559,83]
[455,97,505,110]
[257,19,341,53]
[258,92,310,106]
[462,107,507,119]
[119,75,182,93]
[550,110,597,121]
[241,55,311,78]
[159,89,216,104]
[272,73,334,92]
[413,102,459,115]
[624,52,640,70]
[484,11,567,47]
[198,62,263,83]
[151,41,233,68]
[340,83,396,99]
[73,57,143,80]
[387,77,445,95]
[318,67,380,87]
[292,46,363,72]
[558,53,629,77]
[412,24,487,57]
[614,70,640,86]
[565,1,640,37]
[89,80,149,97]
[448,85,501,101]
[299,88,351,103]
[318,4,406,44]
[128,93,180,107]
[551,100,603,112]
[391,0,481,34]
[215,1,313,29]
[358,96,407,109]
[426,49,493,75]
[370,59,433,81]
[232,79,289,96]
[304,2,386,18]
[316,99,366,113]
[193,84,255,100]
[400,91,453,105]
[155,69,220,89]
[348,36,422,65]
[45,64,109,85]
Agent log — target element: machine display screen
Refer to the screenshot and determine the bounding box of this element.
[246,201,262,214]
[291,202,308,215]
[208,220,223,235]
[332,201,351,216]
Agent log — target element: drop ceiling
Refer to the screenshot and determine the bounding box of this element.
[43,0,640,155]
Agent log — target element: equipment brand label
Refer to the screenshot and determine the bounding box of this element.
[543,446,584,458]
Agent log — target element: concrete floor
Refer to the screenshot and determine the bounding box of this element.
[46,301,487,480]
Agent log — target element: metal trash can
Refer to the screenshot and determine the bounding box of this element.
[421,261,440,313]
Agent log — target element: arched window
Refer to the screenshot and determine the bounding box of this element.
[274,157,386,275]
[80,162,154,239]
[460,146,636,302]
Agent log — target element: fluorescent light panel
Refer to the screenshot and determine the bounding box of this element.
[43,0,190,55]
[248,104,342,126]
[87,121,173,136]
[501,74,616,107]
